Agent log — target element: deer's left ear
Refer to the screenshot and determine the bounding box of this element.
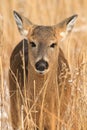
[54,14,78,41]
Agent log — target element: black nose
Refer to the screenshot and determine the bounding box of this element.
[35,59,48,72]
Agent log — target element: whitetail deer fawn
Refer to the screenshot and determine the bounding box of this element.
[9,11,77,130]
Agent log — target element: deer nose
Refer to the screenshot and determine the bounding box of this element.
[35,59,48,72]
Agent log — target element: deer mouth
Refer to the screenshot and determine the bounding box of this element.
[35,69,49,75]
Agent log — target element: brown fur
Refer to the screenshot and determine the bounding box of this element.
[9,11,77,130]
[9,39,71,130]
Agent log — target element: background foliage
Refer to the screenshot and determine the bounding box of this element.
[0,0,87,129]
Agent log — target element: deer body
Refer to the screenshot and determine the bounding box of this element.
[9,11,77,130]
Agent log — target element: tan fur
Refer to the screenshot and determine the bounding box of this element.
[9,11,77,130]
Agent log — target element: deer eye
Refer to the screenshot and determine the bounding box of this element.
[30,42,36,47]
[50,43,57,48]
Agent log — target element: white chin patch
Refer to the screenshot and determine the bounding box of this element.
[35,69,48,75]
[37,70,45,74]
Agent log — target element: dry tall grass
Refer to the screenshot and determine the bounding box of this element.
[0,0,87,130]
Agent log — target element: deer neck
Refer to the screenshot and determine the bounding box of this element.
[27,60,59,109]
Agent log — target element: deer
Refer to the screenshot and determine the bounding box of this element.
[9,11,78,130]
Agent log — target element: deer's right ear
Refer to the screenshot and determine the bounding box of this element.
[13,11,33,37]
